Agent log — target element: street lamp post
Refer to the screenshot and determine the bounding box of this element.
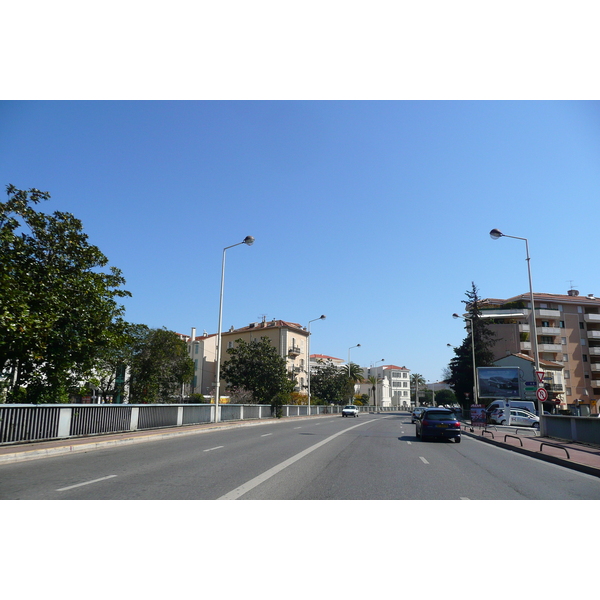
[453,313,479,405]
[348,344,361,404]
[307,315,326,416]
[490,228,544,434]
[214,236,254,423]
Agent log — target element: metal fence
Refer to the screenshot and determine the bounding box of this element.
[0,403,406,446]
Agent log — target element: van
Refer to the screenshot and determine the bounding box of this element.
[486,399,537,416]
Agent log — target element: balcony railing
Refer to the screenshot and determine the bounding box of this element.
[584,313,600,323]
[288,346,301,357]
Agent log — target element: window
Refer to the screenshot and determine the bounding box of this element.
[542,321,549,327]
[228,341,234,349]
[560,321,565,328]
[403,381,408,387]
[581,338,587,346]
[580,322,585,329]
[566,387,572,396]
[563,354,568,362]
[583,354,588,362]
[565,370,570,379]
[562,337,567,345]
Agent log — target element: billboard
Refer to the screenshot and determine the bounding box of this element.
[477,366,521,398]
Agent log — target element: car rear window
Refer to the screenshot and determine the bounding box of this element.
[424,412,456,421]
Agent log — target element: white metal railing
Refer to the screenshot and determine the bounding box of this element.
[0,403,404,445]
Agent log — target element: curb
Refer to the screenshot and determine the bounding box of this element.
[462,429,600,479]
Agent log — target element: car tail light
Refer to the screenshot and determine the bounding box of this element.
[451,422,460,428]
[421,419,430,427]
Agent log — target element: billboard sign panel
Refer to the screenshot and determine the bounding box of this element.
[477,366,521,398]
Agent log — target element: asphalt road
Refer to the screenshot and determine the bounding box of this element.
[2,412,600,499]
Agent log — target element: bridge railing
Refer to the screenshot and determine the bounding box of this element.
[0,403,408,446]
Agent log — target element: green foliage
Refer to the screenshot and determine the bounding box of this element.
[309,360,349,405]
[433,388,456,405]
[447,282,498,408]
[221,337,293,404]
[128,327,194,403]
[1,185,131,403]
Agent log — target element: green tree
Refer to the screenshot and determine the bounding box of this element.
[367,375,381,406]
[447,282,497,408]
[0,185,131,403]
[221,337,293,404]
[128,327,194,403]
[433,388,457,406]
[309,359,348,405]
[410,373,426,405]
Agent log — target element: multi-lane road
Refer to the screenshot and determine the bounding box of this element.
[2,412,600,499]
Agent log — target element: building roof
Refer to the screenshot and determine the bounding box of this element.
[483,291,600,306]
[497,352,564,370]
[225,319,307,335]
[382,365,409,371]
[310,354,343,362]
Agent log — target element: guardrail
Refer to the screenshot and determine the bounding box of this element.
[0,403,401,446]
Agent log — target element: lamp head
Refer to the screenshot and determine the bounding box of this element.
[489,228,503,240]
[320,315,326,320]
[243,236,255,246]
[452,313,460,319]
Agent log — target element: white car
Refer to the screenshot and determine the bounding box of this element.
[493,408,540,428]
[342,405,359,417]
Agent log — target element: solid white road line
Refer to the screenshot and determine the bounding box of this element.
[419,457,429,464]
[56,475,117,491]
[261,433,273,437]
[218,419,375,500]
[204,446,224,452]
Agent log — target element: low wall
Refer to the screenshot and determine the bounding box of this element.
[543,415,600,445]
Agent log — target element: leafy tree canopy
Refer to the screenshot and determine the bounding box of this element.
[310,359,350,405]
[1,185,131,403]
[221,337,293,404]
[128,327,194,403]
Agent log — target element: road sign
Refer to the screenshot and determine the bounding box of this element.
[536,387,548,401]
[536,371,545,385]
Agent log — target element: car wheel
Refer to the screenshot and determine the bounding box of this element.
[455,436,461,443]
[499,420,506,425]
[533,422,539,429]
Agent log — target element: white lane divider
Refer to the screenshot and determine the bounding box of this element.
[204,446,224,452]
[56,475,117,492]
[261,433,273,437]
[419,457,429,464]
[219,419,375,500]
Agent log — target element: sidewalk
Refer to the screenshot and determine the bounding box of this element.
[461,422,600,478]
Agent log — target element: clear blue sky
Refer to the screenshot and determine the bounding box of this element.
[3,100,600,382]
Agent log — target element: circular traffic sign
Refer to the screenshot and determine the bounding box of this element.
[536,387,548,401]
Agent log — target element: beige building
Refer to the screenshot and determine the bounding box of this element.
[479,290,600,415]
[179,328,218,397]
[220,318,310,393]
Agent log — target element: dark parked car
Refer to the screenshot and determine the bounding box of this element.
[415,408,461,443]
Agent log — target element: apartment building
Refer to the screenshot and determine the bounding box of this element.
[362,364,411,407]
[220,318,310,393]
[479,290,600,414]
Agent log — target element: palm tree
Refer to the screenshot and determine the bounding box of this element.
[346,362,363,403]
[367,375,382,408]
[411,373,426,406]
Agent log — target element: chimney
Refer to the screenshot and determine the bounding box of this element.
[568,289,580,296]
[191,327,196,341]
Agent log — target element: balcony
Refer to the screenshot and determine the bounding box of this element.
[545,383,564,392]
[520,341,532,351]
[518,324,530,333]
[589,347,600,355]
[537,343,562,352]
[587,331,600,339]
[584,313,600,323]
[523,308,561,318]
[288,346,301,357]
[590,364,600,372]
[539,326,561,335]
